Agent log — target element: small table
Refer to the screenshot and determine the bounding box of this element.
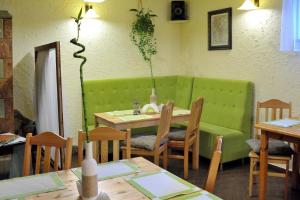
[24,157,221,199]
[94,108,191,130]
[256,122,300,200]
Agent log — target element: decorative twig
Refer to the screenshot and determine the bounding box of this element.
[70,8,89,142]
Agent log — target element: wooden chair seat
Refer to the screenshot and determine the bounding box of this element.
[121,144,166,157]
[249,151,291,161]
[128,135,168,151]
[23,132,72,176]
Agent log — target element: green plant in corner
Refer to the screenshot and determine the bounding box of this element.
[70,8,89,142]
[130,3,157,90]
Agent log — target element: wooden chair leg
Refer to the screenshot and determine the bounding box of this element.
[184,147,189,179]
[122,149,126,159]
[253,159,257,184]
[249,158,254,197]
[163,147,168,169]
[284,161,289,200]
[192,135,199,169]
[154,153,160,166]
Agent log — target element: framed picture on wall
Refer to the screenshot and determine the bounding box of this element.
[208,7,232,50]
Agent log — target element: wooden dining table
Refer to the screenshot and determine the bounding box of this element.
[256,121,300,200]
[21,157,220,200]
[94,108,191,130]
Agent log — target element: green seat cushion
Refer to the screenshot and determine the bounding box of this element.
[200,122,243,136]
[200,122,249,163]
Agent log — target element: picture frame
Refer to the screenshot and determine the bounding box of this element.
[208,7,232,50]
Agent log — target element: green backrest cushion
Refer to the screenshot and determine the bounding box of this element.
[155,76,177,104]
[84,76,194,126]
[191,77,253,133]
[84,77,152,126]
[175,76,194,109]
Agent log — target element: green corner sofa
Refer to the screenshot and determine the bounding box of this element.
[84,76,254,164]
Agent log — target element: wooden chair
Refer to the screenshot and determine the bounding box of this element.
[168,97,204,179]
[248,99,293,198]
[78,127,131,165]
[23,132,72,176]
[121,102,174,169]
[204,136,223,193]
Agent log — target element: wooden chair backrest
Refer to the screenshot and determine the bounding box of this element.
[185,97,204,144]
[155,102,174,150]
[205,136,223,193]
[23,132,72,176]
[78,127,130,165]
[255,99,292,138]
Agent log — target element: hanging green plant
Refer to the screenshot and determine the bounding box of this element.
[130,4,157,90]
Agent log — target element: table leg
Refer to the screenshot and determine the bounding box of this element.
[95,116,99,128]
[126,129,131,159]
[259,131,269,200]
[292,143,300,190]
[192,132,199,169]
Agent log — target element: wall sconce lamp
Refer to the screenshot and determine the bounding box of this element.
[83,0,106,18]
[238,0,259,10]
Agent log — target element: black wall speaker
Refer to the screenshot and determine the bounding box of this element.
[171,1,186,20]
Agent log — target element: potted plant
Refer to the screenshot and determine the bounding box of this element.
[70,9,98,200]
[129,2,158,106]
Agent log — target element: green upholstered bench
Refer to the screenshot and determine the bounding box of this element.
[83,76,253,164]
[84,76,194,134]
[191,77,253,163]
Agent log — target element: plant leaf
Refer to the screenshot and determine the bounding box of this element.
[78,8,83,19]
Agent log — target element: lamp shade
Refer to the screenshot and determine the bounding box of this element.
[85,6,99,18]
[238,0,258,10]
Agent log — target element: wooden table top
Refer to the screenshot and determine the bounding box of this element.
[255,122,300,139]
[25,157,215,200]
[94,108,190,130]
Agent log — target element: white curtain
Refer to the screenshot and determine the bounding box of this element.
[280,0,300,51]
[36,49,59,135]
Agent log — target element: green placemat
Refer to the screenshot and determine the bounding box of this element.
[106,110,133,116]
[173,109,190,116]
[126,170,200,200]
[171,191,222,200]
[0,172,65,200]
[118,114,153,122]
[72,160,140,181]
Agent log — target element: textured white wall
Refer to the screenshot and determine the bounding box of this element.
[183,0,300,118]
[0,0,185,140]
[1,0,299,141]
